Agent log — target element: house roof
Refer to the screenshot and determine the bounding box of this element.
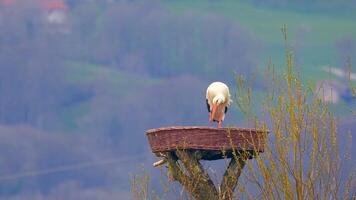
[1,0,68,11]
[40,0,67,11]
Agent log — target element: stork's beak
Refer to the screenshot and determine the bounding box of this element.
[211,104,217,120]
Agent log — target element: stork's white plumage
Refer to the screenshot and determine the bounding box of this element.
[206,82,232,128]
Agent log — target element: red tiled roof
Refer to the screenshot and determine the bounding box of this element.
[40,0,67,11]
[1,0,67,11]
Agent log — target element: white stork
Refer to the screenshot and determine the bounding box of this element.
[206,82,232,128]
[152,82,232,167]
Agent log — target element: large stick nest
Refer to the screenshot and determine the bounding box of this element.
[146,126,268,160]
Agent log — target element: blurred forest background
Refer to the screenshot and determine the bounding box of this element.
[0,0,355,199]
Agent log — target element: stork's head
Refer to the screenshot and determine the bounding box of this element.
[212,94,226,105]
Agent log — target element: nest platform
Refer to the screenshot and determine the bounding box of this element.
[146,126,268,160]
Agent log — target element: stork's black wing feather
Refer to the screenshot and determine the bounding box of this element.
[225,106,228,114]
[206,99,210,112]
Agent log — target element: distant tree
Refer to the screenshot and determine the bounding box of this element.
[0,0,68,127]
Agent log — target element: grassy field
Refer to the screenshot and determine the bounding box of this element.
[57,62,162,132]
[65,61,161,89]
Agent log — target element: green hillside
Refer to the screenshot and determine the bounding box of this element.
[55,62,162,132]
[164,0,356,81]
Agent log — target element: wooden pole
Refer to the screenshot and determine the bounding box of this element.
[163,150,248,200]
[220,153,248,200]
